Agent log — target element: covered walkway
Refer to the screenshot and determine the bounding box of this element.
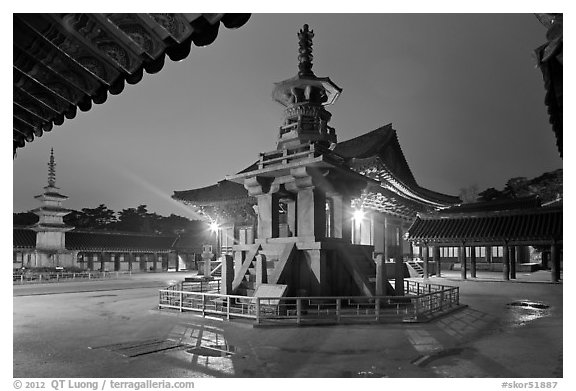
[407,203,562,283]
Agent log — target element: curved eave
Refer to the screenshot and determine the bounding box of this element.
[13,13,251,156]
[173,179,253,206]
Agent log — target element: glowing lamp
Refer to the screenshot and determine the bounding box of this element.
[209,221,220,233]
[353,209,365,221]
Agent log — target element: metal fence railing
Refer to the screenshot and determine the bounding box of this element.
[158,281,459,325]
[13,271,133,285]
[166,278,221,294]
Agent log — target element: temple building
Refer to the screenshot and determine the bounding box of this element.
[13,150,203,272]
[407,196,563,282]
[173,25,460,297]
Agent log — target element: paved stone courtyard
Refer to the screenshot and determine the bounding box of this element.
[13,270,562,378]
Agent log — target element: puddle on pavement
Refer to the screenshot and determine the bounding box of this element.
[505,300,551,328]
[341,369,388,378]
[186,344,236,357]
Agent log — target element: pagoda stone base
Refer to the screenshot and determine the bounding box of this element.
[29,251,76,269]
[231,239,394,297]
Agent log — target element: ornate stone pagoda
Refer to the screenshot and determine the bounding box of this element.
[29,148,74,266]
[173,25,460,298]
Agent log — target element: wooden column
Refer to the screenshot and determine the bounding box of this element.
[509,246,516,279]
[459,245,467,280]
[383,217,389,263]
[470,246,477,278]
[551,242,560,282]
[422,244,429,279]
[541,249,549,270]
[221,255,234,295]
[394,255,404,295]
[395,223,404,295]
[433,245,441,277]
[502,243,510,281]
[485,246,492,263]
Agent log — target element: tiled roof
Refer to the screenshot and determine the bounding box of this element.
[13,13,251,156]
[66,230,176,251]
[336,125,459,206]
[13,228,36,248]
[173,124,459,209]
[334,124,417,186]
[13,228,203,252]
[407,206,562,245]
[437,196,541,215]
[173,180,252,206]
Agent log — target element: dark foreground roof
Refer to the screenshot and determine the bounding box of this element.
[408,206,562,246]
[534,14,563,157]
[13,13,251,155]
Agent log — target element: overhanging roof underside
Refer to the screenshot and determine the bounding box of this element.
[13,13,250,156]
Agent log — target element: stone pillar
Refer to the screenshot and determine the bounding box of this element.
[234,250,243,279]
[255,254,267,285]
[375,254,388,296]
[201,249,212,278]
[459,245,467,280]
[485,246,492,263]
[433,246,441,277]
[422,245,429,279]
[502,243,510,281]
[257,193,280,239]
[296,187,326,240]
[221,255,234,295]
[470,246,477,278]
[331,195,343,239]
[551,243,560,282]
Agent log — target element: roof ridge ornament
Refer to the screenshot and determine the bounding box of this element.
[297,24,315,77]
[48,148,56,187]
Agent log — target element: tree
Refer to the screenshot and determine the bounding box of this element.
[458,184,479,204]
[477,187,507,202]
[13,212,39,226]
[64,204,116,229]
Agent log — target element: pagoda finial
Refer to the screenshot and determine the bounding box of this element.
[298,24,315,77]
[48,148,56,187]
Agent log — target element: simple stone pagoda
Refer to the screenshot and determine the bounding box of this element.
[173,25,460,298]
[29,148,74,266]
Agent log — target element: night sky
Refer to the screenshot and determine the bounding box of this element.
[12,13,562,219]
